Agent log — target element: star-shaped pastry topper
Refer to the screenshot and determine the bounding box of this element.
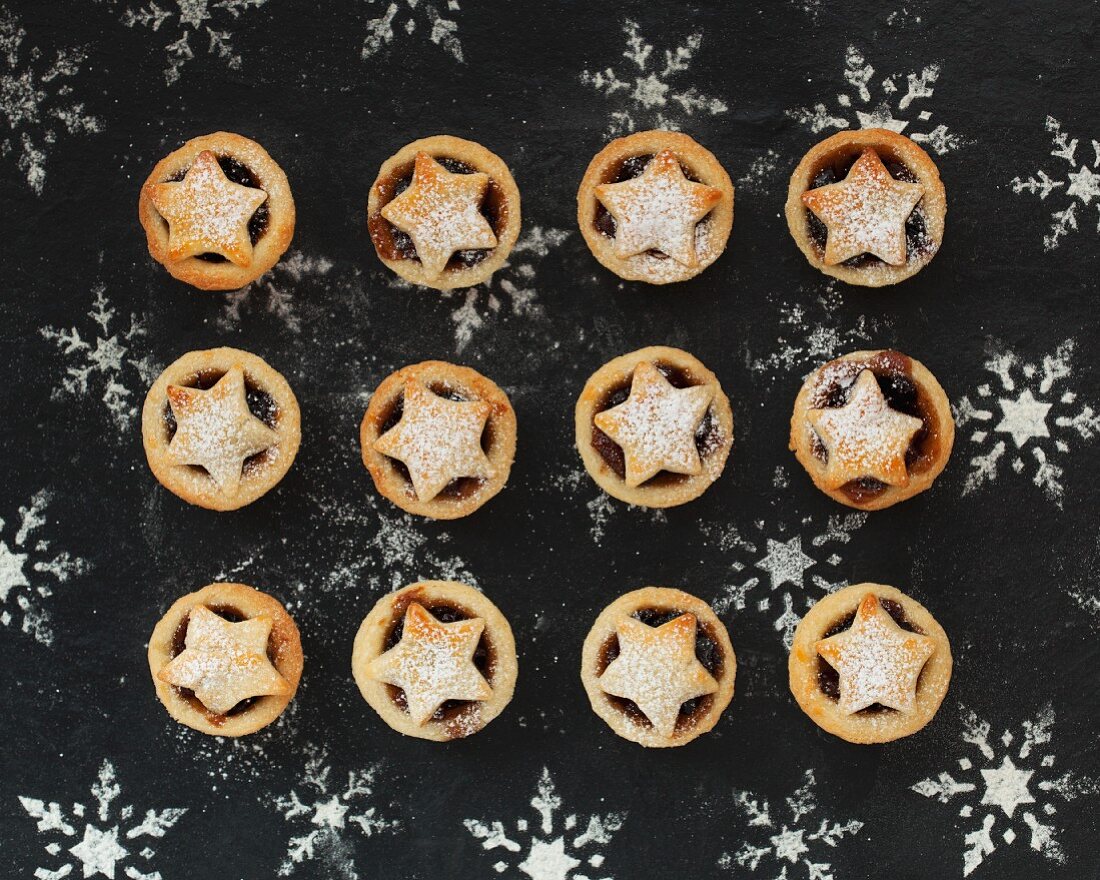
[594,362,714,488]
[595,150,723,267]
[158,605,291,715]
[166,364,279,496]
[381,152,498,279]
[367,602,492,725]
[374,380,495,502]
[808,370,923,490]
[815,593,936,714]
[599,612,718,738]
[801,148,923,266]
[147,150,268,267]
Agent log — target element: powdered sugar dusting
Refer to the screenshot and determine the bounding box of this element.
[362,0,463,63]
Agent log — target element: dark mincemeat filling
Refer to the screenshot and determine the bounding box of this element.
[169,603,276,726]
[809,351,940,503]
[167,156,269,263]
[805,149,933,268]
[162,369,280,478]
[591,362,722,488]
[817,597,927,715]
[368,156,507,271]
[383,590,495,727]
[597,607,723,732]
[376,384,493,500]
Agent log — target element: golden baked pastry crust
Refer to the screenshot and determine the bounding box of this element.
[580,587,735,748]
[138,131,295,291]
[786,128,946,287]
[790,349,954,511]
[142,347,301,511]
[789,583,951,744]
[367,135,521,291]
[148,582,303,737]
[360,360,517,519]
[578,130,734,284]
[575,346,733,508]
[351,581,518,741]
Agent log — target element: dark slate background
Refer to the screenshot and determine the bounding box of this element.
[2,1,1098,878]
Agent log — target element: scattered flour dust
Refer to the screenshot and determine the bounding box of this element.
[362,0,463,63]
[41,283,158,433]
[551,468,667,543]
[273,745,397,879]
[464,767,625,879]
[912,705,1098,876]
[18,759,187,880]
[955,338,1098,507]
[580,18,727,136]
[219,250,336,334]
[719,770,863,880]
[0,489,90,646]
[1011,116,1100,250]
[0,8,104,193]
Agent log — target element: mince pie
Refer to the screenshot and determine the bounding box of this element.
[352,580,518,741]
[139,132,295,290]
[789,583,951,744]
[581,587,735,748]
[360,360,517,519]
[786,128,946,286]
[148,582,303,737]
[790,349,954,510]
[576,346,733,507]
[367,135,522,290]
[142,347,301,511]
[578,130,734,284]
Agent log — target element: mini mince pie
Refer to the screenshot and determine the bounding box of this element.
[576,346,733,507]
[142,347,301,511]
[578,130,734,284]
[789,583,951,744]
[790,349,954,510]
[360,360,517,519]
[352,580,518,741]
[581,587,735,748]
[139,131,295,290]
[786,128,946,287]
[148,582,303,737]
[367,135,521,290]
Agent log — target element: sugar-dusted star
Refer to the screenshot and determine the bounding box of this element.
[995,388,1052,448]
[367,602,492,725]
[815,593,936,714]
[166,364,278,496]
[593,361,713,488]
[158,605,291,715]
[595,150,723,267]
[808,370,923,490]
[598,613,718,737]
[380,152,498,279]
[801,148,924,266]
[373,380,495,502]
[146,149,268,267]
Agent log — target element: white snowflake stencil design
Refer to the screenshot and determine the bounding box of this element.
[274,748,397,879]
[464,767,625,879]
[448,226,571,354]
[912,706,1098,876]
[704,513,866,647]
[119,0,268,84]
[788,45,962,155]
[41,284,157,433]
[719,770,863,880]
[362,0,463,63]
[1010,116,1100,250]
[580,18,727,136]
[0,9,103,194]
[18,759,186,880]
[219,251,335,334]
[0,490,89,646]
[955,339,1098,506]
